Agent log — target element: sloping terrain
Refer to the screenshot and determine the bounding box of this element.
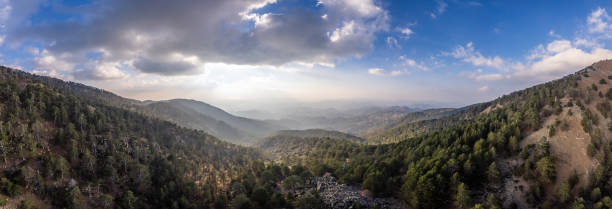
[4,60,612,209]
[271,129,365,143]
[254,60,612,209]
[255,130,362,163]
[31,72,284,144]
[144,99,284,144]
[366,104,489,144]
[492,60,612,208]
[0,66,263,208]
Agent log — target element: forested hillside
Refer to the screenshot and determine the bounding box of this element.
[255,129,363,163]
[143,99,285,144]
[3,60,612,209]
[29,70,283,145]
[253,60,612,209]
[0,66,263,208]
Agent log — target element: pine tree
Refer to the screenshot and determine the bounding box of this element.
[455,182,471,209]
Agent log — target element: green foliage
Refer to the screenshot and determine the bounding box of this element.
[0,67,264,209]
[557,183,571,203]
[592,187,602,201]
[99,194,113,209]
[548,125,556,137]
[572,197,586,209]
[588,144,597,157]
[1,177,23,197]
[295,193,324,209]
[283,175,303,192]
[18,199,35,209]
[250,186,269,206]
[67,186,85,209]
[121,190,137,209]
[231,194,253,209]
[362,171,386,196]
[487,162,500,183]
[0,194,7,206]
[603,196,612,208]
[535,156,556,184]
[455,183,471,209]
[569,170,579,189]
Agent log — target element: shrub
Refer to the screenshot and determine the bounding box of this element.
[18,199,35,209]
[0,194,7,206]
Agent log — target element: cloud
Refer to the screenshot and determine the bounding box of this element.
[399,26,414,39]
[457,38,612,83]
[430,0,447,19]
[461,69,507,81]
[74,62,128,80]
[515,40,612,80]
[368,68,407,76]
[587,7,612,34]
[474,73,504,81]
[448,42,506,71]
[385,36,400,49]
[548,30,561,38]
[133,59,201,76]
[454,8,612,83]
[477,86,489,92]
[399,56,429,71]
[6,0,389,78]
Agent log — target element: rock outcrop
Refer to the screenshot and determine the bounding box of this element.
[295,175,400,209]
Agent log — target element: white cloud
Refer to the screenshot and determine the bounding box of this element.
[76,61,128,80]
[430,0,447,19]
[546,39,572,53]
[318,0,382,18]
[587,7,612,34]
[449,42,506,71]
[385,36,400,49]
[474,73,504,81]
[548,30,561,38]
[368,68,408,76]
[573,38,599,48]
[399,56,429,71]
[330,20,357,42]
[477,86,489,92]
[34,50,75,72]
[461,69,507,81]
[367,68,385,75]
[400,27,414,39]
[516,42,612,80]
[456,8,612,83]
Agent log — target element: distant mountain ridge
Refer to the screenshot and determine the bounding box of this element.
[143,99,285,144]
[27,71,285,144]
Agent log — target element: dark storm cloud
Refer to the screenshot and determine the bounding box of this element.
[7,0,387,77]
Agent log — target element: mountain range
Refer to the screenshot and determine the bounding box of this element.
[1,60,612,209]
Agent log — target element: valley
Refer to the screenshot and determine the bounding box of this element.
[1,60,611,208]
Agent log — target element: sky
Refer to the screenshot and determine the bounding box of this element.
[1,0,612,112]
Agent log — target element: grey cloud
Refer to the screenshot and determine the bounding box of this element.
[7,0,388,77]
[133,58,200,76]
